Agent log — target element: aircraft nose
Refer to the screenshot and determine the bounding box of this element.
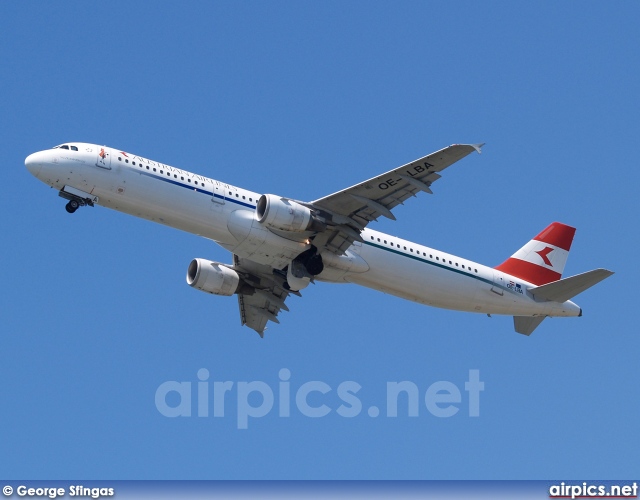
[25,152,43,178]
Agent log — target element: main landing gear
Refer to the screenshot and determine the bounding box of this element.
[65,199,80,213]
[282,246,325,291]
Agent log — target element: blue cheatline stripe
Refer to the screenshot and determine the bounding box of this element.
[136,169,256,209]
[363,240,497,288]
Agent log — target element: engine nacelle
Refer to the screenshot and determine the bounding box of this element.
[256,194,325,232]
[186,258,240,296]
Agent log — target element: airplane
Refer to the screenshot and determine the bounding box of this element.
[25,142,613,337]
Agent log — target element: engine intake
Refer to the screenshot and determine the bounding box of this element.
[256,194,325,232]
[186,258,240,296]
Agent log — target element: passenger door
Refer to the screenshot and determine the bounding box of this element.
[95,147,111,169]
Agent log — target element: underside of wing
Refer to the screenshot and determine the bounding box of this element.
[308,144,483,254]
[233,255,297,337]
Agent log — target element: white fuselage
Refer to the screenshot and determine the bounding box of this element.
[25,143,580,319]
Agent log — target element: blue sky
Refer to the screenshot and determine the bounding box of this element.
[1,2,638,479]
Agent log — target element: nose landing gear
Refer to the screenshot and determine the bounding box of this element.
[65,199,80,213]
[58,186,97,214]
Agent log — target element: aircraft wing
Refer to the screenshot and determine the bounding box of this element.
[233,255,297,337]
[309,144,483,254]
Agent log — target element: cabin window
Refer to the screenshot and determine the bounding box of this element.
[455,263,459,267]
[132,161,135,165]
[384,240,387,244]
[125,159,129,163]
[188,179,191,183]
[153,168,156,172]
[146,166,149,170]
[436,257,439,261]
[118,157,122,161]
[181,177,184,180]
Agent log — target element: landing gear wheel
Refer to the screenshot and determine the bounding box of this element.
[65,200,79,213]
[305,254,324,275]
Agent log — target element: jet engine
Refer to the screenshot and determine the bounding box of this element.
[256,194,325,232]
[186,258,240,296]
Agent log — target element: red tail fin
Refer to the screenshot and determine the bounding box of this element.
[495,222,576,285]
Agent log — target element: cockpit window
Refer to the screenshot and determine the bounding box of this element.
[70,146,78,151]
[60,145,69,150]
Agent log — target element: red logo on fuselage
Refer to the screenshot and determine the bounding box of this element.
[535,246,554,266]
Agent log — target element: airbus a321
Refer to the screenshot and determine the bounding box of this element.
[25,142,613,336]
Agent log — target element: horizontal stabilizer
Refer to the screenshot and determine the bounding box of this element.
[530,269,614,303]
[514,316,546,336]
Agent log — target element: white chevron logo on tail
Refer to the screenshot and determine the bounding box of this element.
[510,240,569,272]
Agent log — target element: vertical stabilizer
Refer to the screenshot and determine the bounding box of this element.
[495,222,576,285]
